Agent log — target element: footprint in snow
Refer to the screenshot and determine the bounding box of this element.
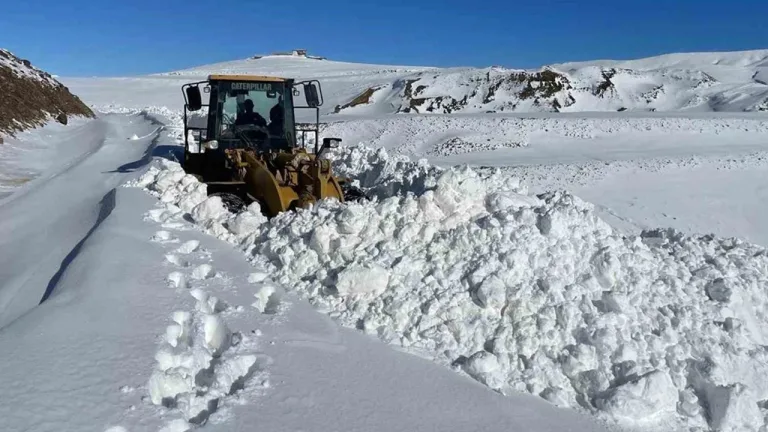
[150,230,177,243]
[252,284,281,314]
[166,272,187,289]
[165,254,189,268]
[161,222,189,231]
[149,307,264,426]
[159,419,190,432]
[164,310,193,348]
[145,208,178,224]
[247,272,269,284]
[191,264,215,280]
[190,288,229,314]
[175,240,200,255]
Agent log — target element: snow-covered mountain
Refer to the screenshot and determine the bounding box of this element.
[70,49,768,117]
[4,48,768,432]
[155,54,436,117]
[331,50,768,114]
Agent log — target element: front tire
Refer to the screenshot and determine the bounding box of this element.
[210,192,247,213]
[341,183,370,202]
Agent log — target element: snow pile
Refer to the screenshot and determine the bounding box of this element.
[134,149,768,431]
[324,144,448,198]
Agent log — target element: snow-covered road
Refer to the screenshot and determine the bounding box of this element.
[3,51,768,432]
[0,113,613,432]
[0,114,162,328]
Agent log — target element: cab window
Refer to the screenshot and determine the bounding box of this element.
[217,81,285,138]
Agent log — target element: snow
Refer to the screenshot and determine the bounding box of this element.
[319,113,768,161]
[60,48,768,119]
[0,114,609,432]
[0,113,162,329]
[594,370,678,421]
[314,113,768,248]
[0,116,97,198]
[0,48,60,87]
[64,56,434,120]
[147,296,258,424]
[133,142,768,432]
[4,48,768,432]
[554,49,768,75]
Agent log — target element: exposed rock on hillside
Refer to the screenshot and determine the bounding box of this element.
[394,67,575,113]
[333,86,382,113]
[0,49,94,137]
[332,51,768,115]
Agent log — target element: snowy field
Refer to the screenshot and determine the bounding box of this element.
[1,51,768,432]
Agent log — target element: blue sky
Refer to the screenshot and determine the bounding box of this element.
[3,0,767,76]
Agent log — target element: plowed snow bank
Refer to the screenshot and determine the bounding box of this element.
[130,146,768,432]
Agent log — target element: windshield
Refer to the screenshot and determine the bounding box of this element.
[215,81,295,150]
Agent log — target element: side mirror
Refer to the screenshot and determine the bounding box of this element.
[317,137,341,157]
[186,86,202,111]
[304,83,321,108]
[322,137,341,149]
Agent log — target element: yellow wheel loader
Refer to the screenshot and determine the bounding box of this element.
[181,74,366,217]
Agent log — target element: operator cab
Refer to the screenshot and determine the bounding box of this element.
[181,74,325,183]
[208,75,295,152]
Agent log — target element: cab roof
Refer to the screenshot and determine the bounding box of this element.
[208,74,287,83]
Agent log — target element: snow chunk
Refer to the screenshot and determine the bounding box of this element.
[251,284,280,314]
[706,277,732,303]
[159,419,190,432]
[462,351,505,390]
[203,314,230,355]
[595,371,678,421]
[191,264,215,280]
[175,240,200,254]
[703,383,763,432]
[228,204,267,238]
[190,196,229,224]
[166,272,187,289]
[247,272,269,284]
[335,264,390,297]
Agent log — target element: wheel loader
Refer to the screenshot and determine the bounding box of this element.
[181,74,365,217]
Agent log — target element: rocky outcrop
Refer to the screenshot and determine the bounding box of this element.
[332,57,765,114]
[0,49,94,137]
[394,67,575,114]
[333,86,382,113]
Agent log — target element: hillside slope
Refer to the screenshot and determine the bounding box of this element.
[66,49,768,118]
[0,49,94,137]
[329,49,768,115]
[158,55,435,116]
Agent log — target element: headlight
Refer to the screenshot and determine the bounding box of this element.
[205,140,219,150]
